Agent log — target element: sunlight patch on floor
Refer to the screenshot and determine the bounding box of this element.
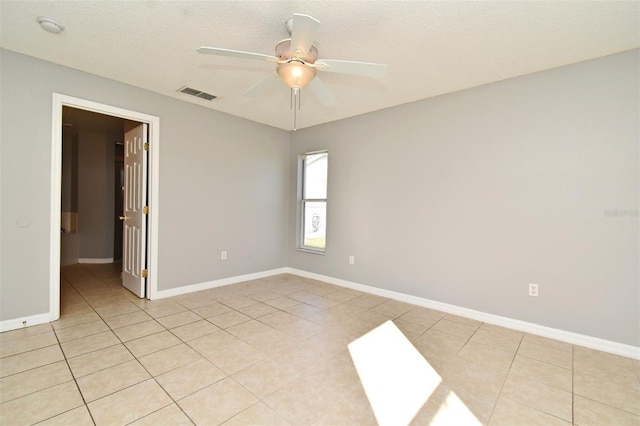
[348,320,445,425]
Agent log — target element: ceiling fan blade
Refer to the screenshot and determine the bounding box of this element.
[307,77,336,106]
[197,47,278,62]
[316,59,388,79]
[242,73,283,98]
[290,14,320,56]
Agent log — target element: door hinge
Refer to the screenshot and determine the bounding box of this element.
[143,206,149,215]
[141,269,148,278]
[144,142,149,151]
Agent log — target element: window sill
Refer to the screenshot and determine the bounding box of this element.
[296,247,326,255]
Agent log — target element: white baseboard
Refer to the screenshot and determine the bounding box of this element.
[154,268,289,299]
[4,266,637,360]
[0,312,55,333]
[78,258,114,264]
[286,268,640,360]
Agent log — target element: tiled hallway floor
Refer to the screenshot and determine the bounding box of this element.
[1,263,639,425]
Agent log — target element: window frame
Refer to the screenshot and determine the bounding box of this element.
[297,150,328,254]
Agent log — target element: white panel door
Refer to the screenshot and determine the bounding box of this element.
[122,123,148,298]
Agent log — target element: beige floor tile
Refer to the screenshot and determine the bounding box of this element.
[452,341,515,375]
[246,289,282,302]
[282,302,324,318]
[171,319,220,341]
[393,319,428,340]
[93,301,141,319]
[0,345,64,378]
[278,318,324,339]
[235,327,299,355]
[430,318,479,340]
[0,361,73,403]
[76,359,150,402]
[61,330,120,358]
[156,310,202,329]
[7,265,639,426]
[188,330,243,358]
[224,401,291,425]
[522,333,573,353]
[217,295,260,310]
[517,340,572,369]
[130,403,195,425]
[574,345,638,381]
[192,302,234,318]
[173,295,218,310]
[348,294,389,310]
[178,377,258,425]
[478,323,524,340]
[88,379,173,426]
[509,355,572,391]
[233,358,301,399]
[0,324,53,343]
[262,377,336,425]
[574,394,640,425]
[138,343,203,376]
[260,311,299,328]
[237,302,280,318]
[469,327,522,352]
[313,385,376,426]
[574,371,640,415]
[489,396,570,425]
[205,340,267,375]
[67,344,134,378]
[304,295,342,310]
[414,328,468,368]
[398,307,444,328]
[125,330,182,358]
[37,405,94,426]
[442,314,483,329]
[144,301,188,319]
[0,381,84,425]
[208,310,252,329]
[54,319,109,343]
[113,319,166,342]
[264,296,300,309]
[0,330,59,358]
[500,372,572,421]
[52,311,102,330]
[103,310,153,329]
[411,383,480,426]
[156,358,226,400]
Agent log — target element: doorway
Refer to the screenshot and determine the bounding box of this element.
[50,94,160,321]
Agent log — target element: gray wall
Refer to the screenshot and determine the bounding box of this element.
[0,49,289,321]
[77,131,116,260]
[289,50,639,346]
[1,47,637,347]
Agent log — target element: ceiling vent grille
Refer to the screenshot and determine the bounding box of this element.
[178,86,217,101]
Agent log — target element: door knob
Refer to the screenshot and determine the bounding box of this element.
[119,216,127,221]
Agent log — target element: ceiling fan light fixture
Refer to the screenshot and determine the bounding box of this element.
[277,61,316,89]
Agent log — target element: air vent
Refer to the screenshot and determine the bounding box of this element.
[178,86,217,101]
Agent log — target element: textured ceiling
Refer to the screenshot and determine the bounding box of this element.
[1,1,638,131]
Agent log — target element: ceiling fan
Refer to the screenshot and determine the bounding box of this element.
[197,13,388,129]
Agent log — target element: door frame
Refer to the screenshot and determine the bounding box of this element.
[50,93,161,320]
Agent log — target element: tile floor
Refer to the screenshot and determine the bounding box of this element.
[1,263,639,425]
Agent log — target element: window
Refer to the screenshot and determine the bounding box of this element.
[299,151,328,252]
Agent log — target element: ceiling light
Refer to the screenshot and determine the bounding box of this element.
[37,17,65,34]
[276,60,316,89]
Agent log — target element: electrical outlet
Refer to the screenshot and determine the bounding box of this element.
[221,251,227,261]
[528,283,539,297]
[349,255,355,265]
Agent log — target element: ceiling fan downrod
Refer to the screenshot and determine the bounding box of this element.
[290,88,302,131]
